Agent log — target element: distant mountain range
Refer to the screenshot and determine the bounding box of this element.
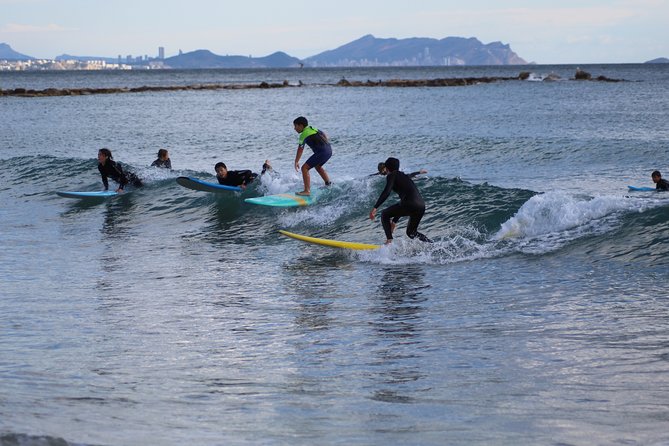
[0,43,33,60]
[2,37,668,68]
[163,50,300,68]
[304,34,527,66]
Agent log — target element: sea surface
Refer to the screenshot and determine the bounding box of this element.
[1,64,669,446]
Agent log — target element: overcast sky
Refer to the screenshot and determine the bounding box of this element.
[1,0,668,64]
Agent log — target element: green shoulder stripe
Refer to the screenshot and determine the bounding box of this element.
[298,126,319,145]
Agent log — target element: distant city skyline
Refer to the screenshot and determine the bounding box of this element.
[1,0,668,64]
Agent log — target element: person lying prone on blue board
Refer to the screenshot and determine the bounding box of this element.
[97,148,143,193]
[651,170,669,191]
[215,160,272,189]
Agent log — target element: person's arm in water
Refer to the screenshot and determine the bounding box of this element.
[408,169,428,178]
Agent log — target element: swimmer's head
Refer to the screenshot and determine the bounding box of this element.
[384,157,400,172]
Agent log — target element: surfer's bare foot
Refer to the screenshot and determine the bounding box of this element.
[384,239,393,245]
[296,190,311,196]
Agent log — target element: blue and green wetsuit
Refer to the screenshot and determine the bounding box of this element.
[298,126,332,168]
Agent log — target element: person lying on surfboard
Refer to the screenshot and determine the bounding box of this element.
[97,148,143,193]
[651,170,669,191]
[292,116,332,196]
[215,160,272,189]
[369,157,431,245]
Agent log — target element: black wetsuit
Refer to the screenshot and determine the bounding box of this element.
[373,170,430,241]
[217,170,258,187]
[151,158,172,169]
[98,160,143,190]
[217,162,271,187]
[656,178,669,191]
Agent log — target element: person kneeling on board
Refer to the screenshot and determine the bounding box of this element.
[215,160,272,189]
[97,148,143,193]
[369,157,431,245]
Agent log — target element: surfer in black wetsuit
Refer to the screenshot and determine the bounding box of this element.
[369,162,428,232]
[651,170,669,191]
[369,157,431,244]
[215,160,272,189]
[97,148,143,193]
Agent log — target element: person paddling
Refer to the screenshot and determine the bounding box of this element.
[651,170,669,191]
[97,148,143,193]
[215,160,272,189]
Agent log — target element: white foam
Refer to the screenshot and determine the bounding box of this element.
[494,191,654,241]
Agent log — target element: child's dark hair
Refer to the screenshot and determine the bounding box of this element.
[384,157,400,172]
[377,162,386,173]
[157,148,168,158]
[215,162,227,171]
[99,148,113,159]
[293,116,308,126]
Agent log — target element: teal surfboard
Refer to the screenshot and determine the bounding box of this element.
[627,185,656,192]
[177,176,242,193]
[245,191,318,207]
[56,190,118,199]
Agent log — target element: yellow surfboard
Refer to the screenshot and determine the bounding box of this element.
[279,230,380,250]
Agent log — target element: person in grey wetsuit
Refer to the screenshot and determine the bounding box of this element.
[369,157,431,245]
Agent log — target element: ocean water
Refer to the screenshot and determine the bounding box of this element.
[1,64,669,446]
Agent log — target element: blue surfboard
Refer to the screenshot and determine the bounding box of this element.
[627,185,656,192]
[177,176,242,193]
[245,191,319,207]
[56,190,118,199]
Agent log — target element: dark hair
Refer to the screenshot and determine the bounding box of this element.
[99,148,113,159]
[652,170,662,178]
[384,157,400,172]
[215,162,227,171]
[293,116,308,126]
[157,148,168,158]
[377,162,386,173]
